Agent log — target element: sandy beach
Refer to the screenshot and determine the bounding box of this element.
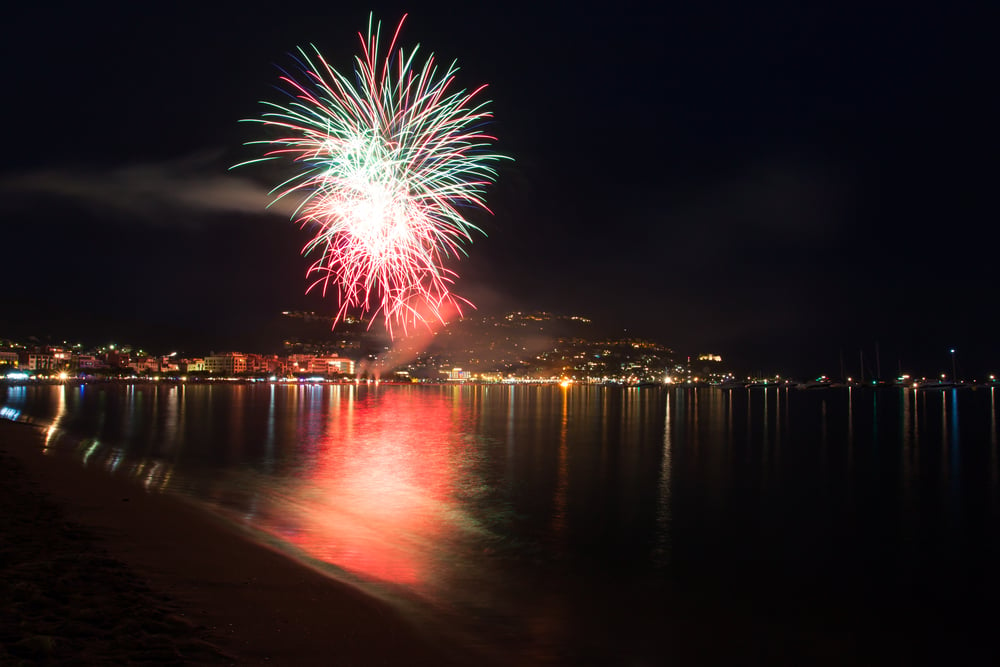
[0,419,474,666]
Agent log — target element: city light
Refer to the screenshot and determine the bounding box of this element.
[2,313,997,387]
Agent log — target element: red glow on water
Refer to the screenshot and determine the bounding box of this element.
[274,386,463,586]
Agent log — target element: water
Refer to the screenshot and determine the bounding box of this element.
[3,382,999,663]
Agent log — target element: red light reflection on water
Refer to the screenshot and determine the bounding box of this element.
[272,386,462,587]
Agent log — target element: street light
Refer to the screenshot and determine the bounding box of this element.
[950,348,957,383]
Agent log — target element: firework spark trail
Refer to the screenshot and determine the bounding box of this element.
[236,14,505,336]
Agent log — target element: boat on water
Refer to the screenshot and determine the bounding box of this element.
[914,378,954,390]
[797,376,834,390]
[714,379,747,389]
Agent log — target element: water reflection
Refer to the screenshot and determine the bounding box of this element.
[901,388,913,490]
[44,384,67,451]
[2,382,1000,663]
[991,388,998,512]
[940,391,948,449]
[774,386,782,453]
[653,391,672,565]
[991,387,997,448]
[264,383,276,470]
[847,386,854,449]
[551,384,569,536]
[949,389,961,496]
[252,386,475,590]
[762,386,769,450]
[162,385,180,451]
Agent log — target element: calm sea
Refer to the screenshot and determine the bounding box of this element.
[3,382,999,664]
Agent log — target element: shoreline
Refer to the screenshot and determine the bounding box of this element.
[0,419,477,666]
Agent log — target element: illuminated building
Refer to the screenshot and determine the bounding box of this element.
[205,353,248,375]
[132,356,161,373]
[314,356,354,375]
[182,358,206,372]
[245,354,287,375]
[76,355,102,369]
[288,354,354,376]
[23,353,55,371]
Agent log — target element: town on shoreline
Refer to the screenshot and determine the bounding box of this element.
[3,311,995,389]
[2,311,723,386]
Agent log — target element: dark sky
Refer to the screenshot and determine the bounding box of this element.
[0,1,994,377]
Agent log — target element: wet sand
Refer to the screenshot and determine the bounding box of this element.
[0,419,471,665]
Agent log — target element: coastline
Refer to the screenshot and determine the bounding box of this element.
[0,419,473,666]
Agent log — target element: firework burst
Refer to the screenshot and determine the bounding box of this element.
[237,14,505,336]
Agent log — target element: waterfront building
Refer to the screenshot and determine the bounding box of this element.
[76,355,103,369]
[204,353,247,376]
[316,356,353,375]
[181,358,206,373]
[23,353,55,371]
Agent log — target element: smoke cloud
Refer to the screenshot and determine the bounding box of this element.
[0,152,302,226]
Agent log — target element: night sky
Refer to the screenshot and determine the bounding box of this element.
[0,1,994,377]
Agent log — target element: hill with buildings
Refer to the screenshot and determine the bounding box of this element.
[1,311,735,384]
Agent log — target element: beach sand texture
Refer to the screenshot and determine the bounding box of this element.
[1,419,470,666]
